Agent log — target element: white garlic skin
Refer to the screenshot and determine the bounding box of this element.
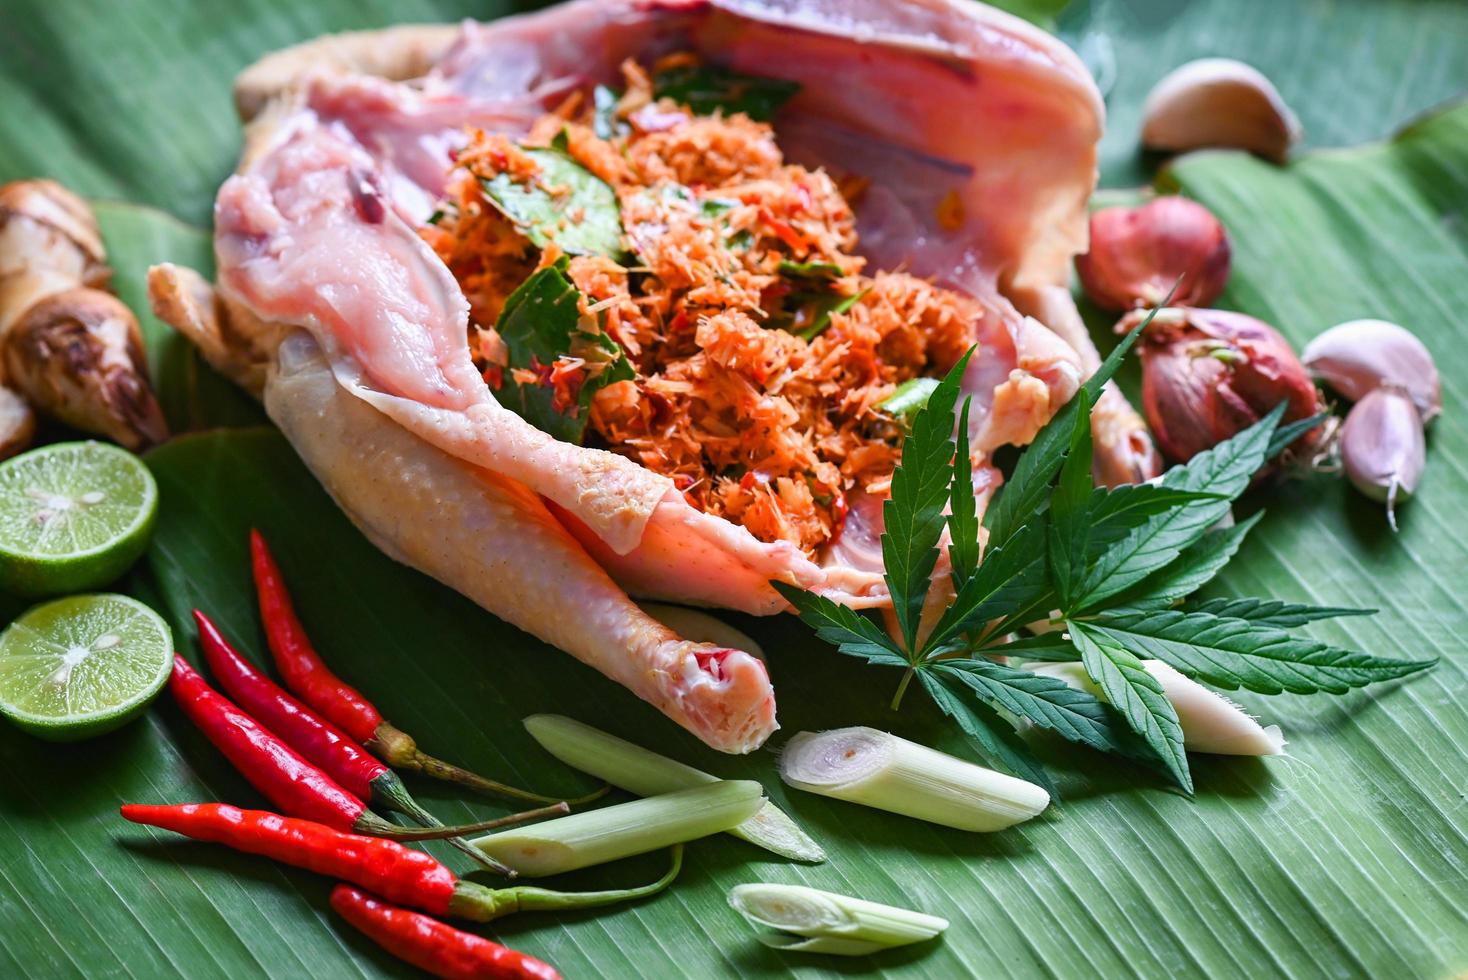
[1033,660,1285,756]
[1302,318,1440,423]
[1339,386,1425,531]
[1141,58,1302,163]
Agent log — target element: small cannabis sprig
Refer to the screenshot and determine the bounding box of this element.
[775,319,1435,795]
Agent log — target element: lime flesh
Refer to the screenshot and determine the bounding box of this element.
[0,441,158,596]
[0,594,173,741]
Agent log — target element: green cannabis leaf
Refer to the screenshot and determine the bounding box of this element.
[1087,609,1433,694]
[775,305,1434,797]
[1069,620,1192,793]
[1182,597,1375,628]
[881,350,972,656]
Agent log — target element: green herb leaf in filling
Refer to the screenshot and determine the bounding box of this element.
[480,135,629,260]
[491,259,633,444]
[653,64,800,121]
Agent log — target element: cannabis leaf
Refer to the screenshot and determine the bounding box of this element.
[947,397,979,592]
[982,316,1146,549]
[919,670,1056,796]
[881,350,972,654]
[933,658,1132,757]
[775,303,1432,797]
[772,582,903,666]
[1069,621,1192,792]
[1088,608,1433,694]
[1071,404,1284,610]
[1183,597,1375,628]
[1119,512,1263,609]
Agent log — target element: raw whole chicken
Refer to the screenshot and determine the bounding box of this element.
[150,0,1157,754]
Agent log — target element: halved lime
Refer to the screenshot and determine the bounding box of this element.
[0,441,158,596]
[0,594,172,740]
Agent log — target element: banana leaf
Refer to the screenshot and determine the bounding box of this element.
[1,1,1466,977]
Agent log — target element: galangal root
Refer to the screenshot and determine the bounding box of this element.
[0,179,168,452]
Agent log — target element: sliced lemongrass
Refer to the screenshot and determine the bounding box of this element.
[469,780,763,876]
[638,602,765,661]
[525,714,823,862]
[1032,660,1285,756]
[729,883,948,956]
[779,727,1048,832]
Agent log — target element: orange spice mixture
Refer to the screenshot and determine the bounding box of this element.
[421,59,981,555]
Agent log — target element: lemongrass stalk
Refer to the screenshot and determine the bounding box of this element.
[1032,661,1285,755]
[637,603,766,661]
[470,780,763,876]
[525,714,824,862]
[779,727,1048,831]
[729,883,948,956]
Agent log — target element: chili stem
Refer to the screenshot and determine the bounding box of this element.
[370,722,607,806]
[449,845,684,922]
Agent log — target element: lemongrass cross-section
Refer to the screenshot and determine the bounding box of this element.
[779,726,1049,831]
[729,883,948,955]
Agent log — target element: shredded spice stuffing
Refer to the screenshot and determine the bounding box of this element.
[421,57,984,555]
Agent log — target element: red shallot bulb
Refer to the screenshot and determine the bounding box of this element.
[1077,197,1231,312]
[1124,307,1323,463]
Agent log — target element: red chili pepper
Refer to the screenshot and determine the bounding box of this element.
[169,655,552,871]
[196,609,385,799]
[330,885,562,980]
[121,804,683,923]
[251,530,381,742]
[193,609,529,876]
[251,531,599,805]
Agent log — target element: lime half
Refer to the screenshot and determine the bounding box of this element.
[0,594,172,740]
[0,441,158,596]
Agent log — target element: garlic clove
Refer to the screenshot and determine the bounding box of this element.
[1339,385,1425,531]
[1032,660,1285,756]
[1302,318,1440,423]
[1076,196,1232,312]
[1141,58,1302,163]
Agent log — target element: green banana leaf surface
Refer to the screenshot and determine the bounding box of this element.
[1,1,1465,977]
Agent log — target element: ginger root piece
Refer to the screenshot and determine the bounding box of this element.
[0,179,168,450]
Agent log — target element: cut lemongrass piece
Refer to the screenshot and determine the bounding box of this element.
[1032,661,1285,756]
[525,714,824,862]
[637,603,765,661]
[470,780,763,876]
[729,883,948,956]
[779,727,1048,832]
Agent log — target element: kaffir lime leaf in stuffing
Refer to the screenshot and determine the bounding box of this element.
[0,441,158,596]
[0,593,173,741]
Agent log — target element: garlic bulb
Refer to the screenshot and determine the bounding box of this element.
[1302,318,1440,423]
[1339,386,1424,531]
[1142,58,1301,163]
[1077,197,1231,311]
[1032,661,1285,756]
